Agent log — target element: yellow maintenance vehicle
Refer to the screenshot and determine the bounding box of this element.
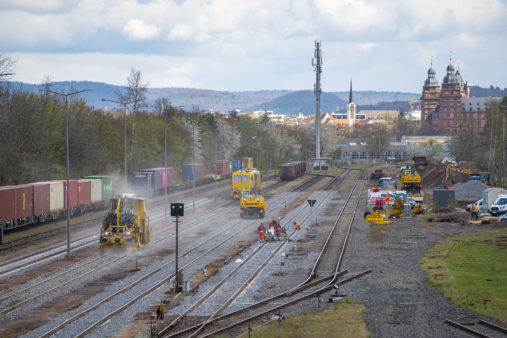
[232,169,261,199]
[239,193,266,219]
[401,166,422,194]
[100,197,150,249]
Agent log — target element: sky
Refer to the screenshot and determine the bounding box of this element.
[1,0,506,92]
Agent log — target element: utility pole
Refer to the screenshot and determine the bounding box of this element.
[313,41,322,159]
[46,88,93,259]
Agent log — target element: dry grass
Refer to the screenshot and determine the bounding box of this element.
[237,298,369,338]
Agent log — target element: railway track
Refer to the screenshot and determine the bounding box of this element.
[445,318,507,338]
[35,175,317,337]
[154,170,364,337]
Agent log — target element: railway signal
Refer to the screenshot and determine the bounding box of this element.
[171,203,184,292]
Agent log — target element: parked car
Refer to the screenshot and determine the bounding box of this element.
[498,213,507,222]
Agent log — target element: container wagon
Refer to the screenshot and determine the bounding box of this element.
[131,171,154,194]
[279,161,307,180]
[232,159,243,172]
[182,163,205,181]
[0,184,34,230]
[241,157,254,170]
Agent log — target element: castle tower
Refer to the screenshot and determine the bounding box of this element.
[438,60,462,132]
[420,59,440,130]
[346,79,356,127]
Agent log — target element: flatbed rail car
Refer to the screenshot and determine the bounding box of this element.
[279,161,307,180]
[232,169,261,199]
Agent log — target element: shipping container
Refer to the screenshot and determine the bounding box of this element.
[148,168,170,188]
[47,181,64,213]
[0,184,34,223]
[131,171,154,192]
[88,179,102,203]
[142,169,162,190]
[33,183,50,218]
[52,180,79,209]
[182,163,204,181]
[77,180,91,212]
[241,157,254,169]
[232,159,243,172]
[84,175,112,200]
[212,160,230,175]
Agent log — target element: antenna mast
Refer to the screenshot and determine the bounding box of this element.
[313,40,322,158]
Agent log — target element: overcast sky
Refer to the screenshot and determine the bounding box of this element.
[1,0,506,92]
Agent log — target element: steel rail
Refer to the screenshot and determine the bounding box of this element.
[445,319,493,338]
[201,270,372,338]
[285,171,361,296]
[478,319,507,334]
[41,175,303,338]
[163,171,364,338]
[160,171,356,337]
[1,256,125,316]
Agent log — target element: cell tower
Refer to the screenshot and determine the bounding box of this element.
[313,41,322,158]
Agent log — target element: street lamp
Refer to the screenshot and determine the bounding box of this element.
[101,98,136,191]
[44,88,93,259]
[160,104,183,220]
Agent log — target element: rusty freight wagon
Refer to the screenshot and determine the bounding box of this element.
[279,161,307,180]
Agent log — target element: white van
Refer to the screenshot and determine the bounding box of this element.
[490,194,507,216]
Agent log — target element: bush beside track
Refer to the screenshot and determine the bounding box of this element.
[420,228,507,324]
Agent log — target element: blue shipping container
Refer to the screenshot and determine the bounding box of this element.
[232,159,243,172]
[182,163,204,181]
[131,171,153,192]
[141,169,162,190]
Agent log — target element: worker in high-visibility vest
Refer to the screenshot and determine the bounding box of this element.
[294,221,301,230]
[258,223,265,241]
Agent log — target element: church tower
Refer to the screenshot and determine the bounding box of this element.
[420,59,440,130]
[346,79,356,127]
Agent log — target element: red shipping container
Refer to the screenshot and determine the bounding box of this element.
[212,164,217,175]
[77,180,91,206]
[0,184,34,222]
[33,183,50,216]
[52,180,79,209]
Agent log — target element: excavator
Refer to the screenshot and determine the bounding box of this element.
[100,196,150,249]
[444,164,472,183]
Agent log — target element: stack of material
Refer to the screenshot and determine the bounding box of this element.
[453,180,488,201]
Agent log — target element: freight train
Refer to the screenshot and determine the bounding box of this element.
[0,159,240,232]
[0,176,112,231]
[279,161,307,180]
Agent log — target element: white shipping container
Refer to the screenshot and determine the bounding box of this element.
[89,179,102,203]
[36,181,64,212]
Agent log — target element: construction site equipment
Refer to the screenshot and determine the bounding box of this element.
[370,169,383,180]
[444,164,472,183]
[100,197,150,249]
[401,168,422,194]
[364,209,392,225]
[240,194,266,218]
[232,169,261,199]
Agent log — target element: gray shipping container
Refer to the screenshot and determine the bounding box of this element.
[433,189,455,208]
[142,169,162,190]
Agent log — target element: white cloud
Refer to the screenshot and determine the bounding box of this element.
[122,18,159,40]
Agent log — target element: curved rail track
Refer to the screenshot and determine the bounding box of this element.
[154,170,366,337]
[0,173,326,336]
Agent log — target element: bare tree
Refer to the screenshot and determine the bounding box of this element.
[117,67,149,113]
[0,54,16,80]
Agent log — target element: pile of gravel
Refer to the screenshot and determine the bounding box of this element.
[453,180,488,201]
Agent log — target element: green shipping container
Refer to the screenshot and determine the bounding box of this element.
[84,175,113,200]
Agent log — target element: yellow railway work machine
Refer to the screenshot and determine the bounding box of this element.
[100,197,150,249]
[232,169,261,199]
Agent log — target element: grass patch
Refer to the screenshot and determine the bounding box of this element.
[420,228,507,324]
[237,298,369,338]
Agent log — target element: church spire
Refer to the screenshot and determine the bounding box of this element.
[349,78,353,104]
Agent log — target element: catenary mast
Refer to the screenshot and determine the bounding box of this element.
[313,41,322,158]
